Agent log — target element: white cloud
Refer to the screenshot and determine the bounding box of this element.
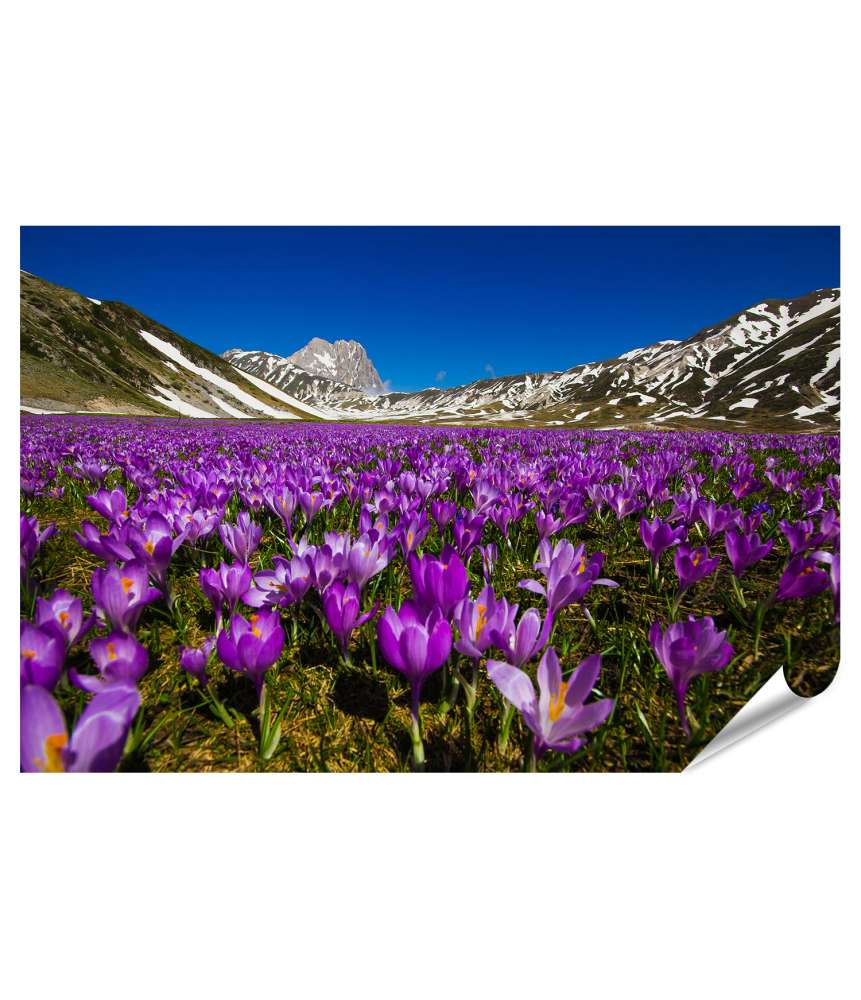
[483,362,496,377]
[435,370,446,382]
[363,378,394,397]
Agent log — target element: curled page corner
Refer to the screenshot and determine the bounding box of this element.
[686,669,807,771]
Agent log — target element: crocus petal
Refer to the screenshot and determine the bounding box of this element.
[377,613,406,671]
[21,685,68,772]
[67,684,141,772]
[486,659,536,717]
[565,654,603,707]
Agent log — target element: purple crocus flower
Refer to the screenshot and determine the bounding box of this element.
[397,510,431,558]
[323,530,353,560]
[21,514,56,578]
[818,509,840,546]
[74,520,136,563]
[430,499,457,532]
[219,511,263,564]
[488,605,553,668]
[322,581,378,657]
[199,562,256,628]
[649,616,734,735]
[453,585,516,660]
[451,510,486,559]
[86,487,129,525]
[799,485,825,516]
[248,555,313,609]
[811,551,840,623]
[377,602,452,718]
[486,647,614,760]
[346,533,391,591]
[774,555,830,603]
[91,560,161,632]
[536,510,563,542]
[778,518,820,555]
[21,621,65,690]
[519,539,617,617]
[673,544,720,592]
[606,486,643,520]
[173,505,221,543]
[639,516,686,566]
[69,632,149,693]
[738,511,764,535]
[297,489,325,524]
[307,542,347,594]
[696,500,740,537]
[408,547,470,619]
[179,637,215,686]
[34,588,95,648]
[264,486,297,533]
[766,468,804,493]
[489,504,514,538]
[216,610,285,694]
[724,530,773,578]
[21,682,140,772]
[130,511,186,592]
[477,542,498,584]
[727,474,764,501]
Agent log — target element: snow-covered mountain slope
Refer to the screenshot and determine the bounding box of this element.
[20,272,324,420]
[223,288,839,430]
[221,349,368,409]
[225,337,383,392]
[21,270,838,431]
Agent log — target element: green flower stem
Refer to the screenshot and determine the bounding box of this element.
[729,572,747,610]
[410,707,425,771]
[497,702,516,754]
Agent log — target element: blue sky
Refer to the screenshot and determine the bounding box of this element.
[20,226,839,392]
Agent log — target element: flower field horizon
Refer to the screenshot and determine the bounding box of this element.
[20,415,839,772]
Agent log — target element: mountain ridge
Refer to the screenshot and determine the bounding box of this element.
[20,271,839,430]
[223,288,840,430]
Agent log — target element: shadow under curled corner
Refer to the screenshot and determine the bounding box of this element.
[686,662,836,771]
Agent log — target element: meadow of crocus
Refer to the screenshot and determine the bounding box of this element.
[20,416,839,772]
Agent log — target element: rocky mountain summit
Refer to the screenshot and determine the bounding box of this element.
[225,337,383,391]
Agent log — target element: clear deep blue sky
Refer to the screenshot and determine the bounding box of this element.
[20,227,839,392]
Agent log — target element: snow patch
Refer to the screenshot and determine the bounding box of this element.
[209,395,250,418]
[139,329,301,419]
[147,386,217,418]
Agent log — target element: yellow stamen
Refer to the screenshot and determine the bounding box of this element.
[577,557,587,575]
[407,531,414,548]
[475,604,488,640]
[59,611,71,628]
[548,682,569,723]
[121,577,134,594]
[250,614,262,638]
[34,733,68,773]
[23,648,36,660]
[107,642,117,661]
[144,540,154,555]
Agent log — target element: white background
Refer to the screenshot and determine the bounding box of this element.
[2,2,856,997]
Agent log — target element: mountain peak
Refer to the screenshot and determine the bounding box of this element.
[235,337,383,390]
